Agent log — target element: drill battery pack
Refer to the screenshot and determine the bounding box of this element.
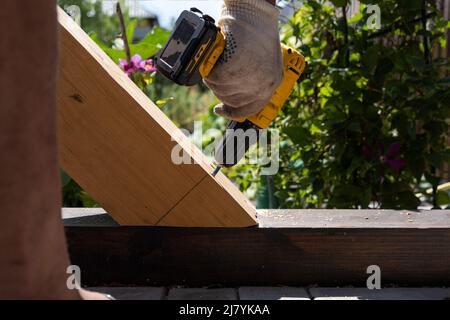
[155,8,225,86]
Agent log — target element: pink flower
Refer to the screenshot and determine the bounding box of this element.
[119,54,156,75]
[139,59,157,73]
[119,58,136,75]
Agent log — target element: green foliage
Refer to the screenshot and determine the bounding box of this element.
[91,25,170,63]
[269,0,450,209]
[58,0,124,43]
[60,171,99,207]
[148,78,216,128]
[437,190,450,206]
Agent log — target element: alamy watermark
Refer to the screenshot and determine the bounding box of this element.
[366,5,381,30]
[171,121,280,175]
[66,265,82,290]
[65,5,82,25]
[366,265,381,290]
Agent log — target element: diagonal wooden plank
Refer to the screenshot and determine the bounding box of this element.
[57,8,257,227]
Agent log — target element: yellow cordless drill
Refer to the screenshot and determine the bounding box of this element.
[155,8,306,175]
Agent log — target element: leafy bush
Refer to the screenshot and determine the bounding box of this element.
[272,0,450,209]
[58,0,123,43]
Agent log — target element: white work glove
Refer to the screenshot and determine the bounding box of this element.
[204,0,283,120]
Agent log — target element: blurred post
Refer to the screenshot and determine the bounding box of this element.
[0,1,79,299]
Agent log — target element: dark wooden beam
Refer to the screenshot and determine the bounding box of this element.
[63,208,450,287]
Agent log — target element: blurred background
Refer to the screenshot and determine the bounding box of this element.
[58,0,450,211]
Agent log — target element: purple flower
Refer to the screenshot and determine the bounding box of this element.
[386,158,406,172]
[384,143,406,172]
[386,143,401,158]
[362,141,406,172]
[119,54,156,75]
[119,58,134,75]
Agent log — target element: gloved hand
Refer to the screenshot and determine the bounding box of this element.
[204,0,283,120]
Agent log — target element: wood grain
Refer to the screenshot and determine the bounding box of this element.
[64,208,450,287]
[257,209,450,228]
[157,171,256,227]
[57,8,257,227]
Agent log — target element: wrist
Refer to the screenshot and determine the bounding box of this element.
[223,0,280,30]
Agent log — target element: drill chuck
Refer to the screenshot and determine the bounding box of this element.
[215,120,260,168]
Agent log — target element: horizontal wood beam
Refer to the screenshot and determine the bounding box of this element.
[63,208,450,287]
